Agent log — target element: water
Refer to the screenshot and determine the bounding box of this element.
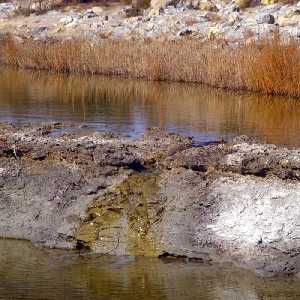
[0,68,299,147]
[1,69,300,299]
[0,239,299,300]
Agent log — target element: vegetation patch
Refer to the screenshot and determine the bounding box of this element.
[1,34,300,97]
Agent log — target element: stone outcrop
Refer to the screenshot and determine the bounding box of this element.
[234,0,251,9]
[1,0,300,42]
[0,123,300,277]
[150,0,180,11]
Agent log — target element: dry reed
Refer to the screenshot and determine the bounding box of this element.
[1,34,300,97]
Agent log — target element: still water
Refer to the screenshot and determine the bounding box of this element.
[0,239,300,300]
[0,68,299,147]
[1,69,300,299]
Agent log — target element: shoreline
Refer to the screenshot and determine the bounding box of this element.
[0,122,299,277]
[1,34,300,97]
[1,0,300,97]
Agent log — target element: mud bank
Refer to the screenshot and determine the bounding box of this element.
[0,123,299,277]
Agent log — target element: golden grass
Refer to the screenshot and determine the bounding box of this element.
[1,34,300,97]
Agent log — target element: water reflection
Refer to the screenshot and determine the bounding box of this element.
[0,68,299,146]
[0,239,300,300]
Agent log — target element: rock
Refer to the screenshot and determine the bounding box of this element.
[277,16,298,27]
[31,26,48,36]
[31,148,48,160]
[66,21,78,29]
[177,27,193,36]
[84,10,97,18]
[199,0,219,11]
[232,4,240,12]
[256,13,275,24]
[228,12,240,25]
[132,0,151,9]
[186,0,200,9]
[16,0,63,13]
[186,0,218,11]
[56,26,64,33]
[261,0,277,5]
[150,0,180,11]
[293,7,300,15]
[203,11,221,21]
[0,2,16,12]
[91,6,104,15]
[123,6,142,17]
[208,26,219,38]
[84,181,108,195]
[234,0,251,9]
[59,16,74,25]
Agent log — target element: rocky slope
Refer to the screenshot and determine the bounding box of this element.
[0,123,299,277]
[1,0,300,42]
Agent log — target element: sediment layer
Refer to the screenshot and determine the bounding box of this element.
[0,123,299,277]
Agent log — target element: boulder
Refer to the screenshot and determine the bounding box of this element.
[150,0,180,11]
[91,6,104,15]
[177,27,194,36]
[256,13,275,24]
[15,0,64,13]
[123,6,142,17]
[228,12,240,25]
[186,0,219,11]
[261,0,277,5]
[234,0,251,9]
[132,0,151,8]
[0,2,17,17]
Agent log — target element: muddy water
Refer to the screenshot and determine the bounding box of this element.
[0,239,299,300]
[0,68,300,147]
[1,69,300,299]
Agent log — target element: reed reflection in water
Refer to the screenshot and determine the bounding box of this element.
[0,68,299,147]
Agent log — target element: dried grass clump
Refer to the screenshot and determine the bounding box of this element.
[1,34,300,97]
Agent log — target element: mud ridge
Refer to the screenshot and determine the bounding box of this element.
[0,123,300,277]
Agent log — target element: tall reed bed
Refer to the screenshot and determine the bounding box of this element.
[1,34,300,97]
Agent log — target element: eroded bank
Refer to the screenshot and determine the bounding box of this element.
[0,123,299,277]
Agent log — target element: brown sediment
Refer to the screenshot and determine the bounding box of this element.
[1,34,300,97]
[76,173,163,256]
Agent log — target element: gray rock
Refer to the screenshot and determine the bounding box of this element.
[177,27,193,36]
[31,26,48,36]
[256,13,275,24]
[123,6,143,17]
[0,2,17,18]
[84,10,97,18]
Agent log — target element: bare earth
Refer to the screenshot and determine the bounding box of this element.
[0,122,299,277]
